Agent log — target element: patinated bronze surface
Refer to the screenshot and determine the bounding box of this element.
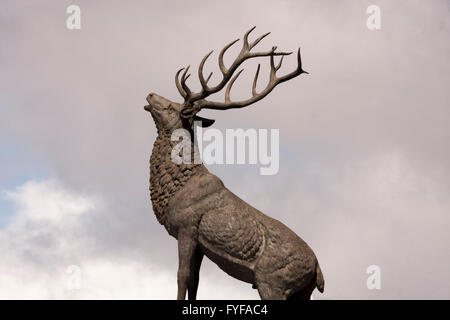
[145,27,324,300]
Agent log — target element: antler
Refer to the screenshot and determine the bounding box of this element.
[175,26,308,110]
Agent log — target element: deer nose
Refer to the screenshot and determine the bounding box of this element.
[147,93,155,103]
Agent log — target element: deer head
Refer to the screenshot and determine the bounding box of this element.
[145,26,308,135]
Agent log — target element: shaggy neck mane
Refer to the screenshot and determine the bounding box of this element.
[149,132,205,225]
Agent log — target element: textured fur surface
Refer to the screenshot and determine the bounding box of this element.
[150,134,204,225]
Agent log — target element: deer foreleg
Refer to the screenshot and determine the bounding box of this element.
[187,248,203,300]
[177,231,203,300]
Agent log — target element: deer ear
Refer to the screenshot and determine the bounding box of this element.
[181,106,215,127]
[180,106,198,119]
[193,115,215,127]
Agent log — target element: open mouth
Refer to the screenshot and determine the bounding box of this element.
[144,105,152,112]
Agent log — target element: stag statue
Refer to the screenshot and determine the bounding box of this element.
[144,27,324,300]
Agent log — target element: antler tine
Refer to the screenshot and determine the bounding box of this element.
[276,55,284,71]
[269,48,277,81]
[182,65,190,81]
[199,51,214,91]
[180,66,192,97]
[206,72,213,83]
[225,69,244,103]
[249,45,292,59]
[243,27,273,52]
[249,32,270,50]
[252,64,261,96]
[275,48,308,84]
[219,39,240,74]
[242,26,257,50]
[268,49,285,80]
[297,47,309,74]
[175,68,187,98]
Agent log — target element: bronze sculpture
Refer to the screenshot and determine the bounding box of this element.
[145,27,324,300]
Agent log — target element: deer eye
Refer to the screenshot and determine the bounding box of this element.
[167,104,175,114]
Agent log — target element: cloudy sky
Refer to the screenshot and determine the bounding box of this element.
[0,0,449,299]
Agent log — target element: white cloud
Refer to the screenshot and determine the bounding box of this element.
[4,179,96,224]
[0,179,259,299]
